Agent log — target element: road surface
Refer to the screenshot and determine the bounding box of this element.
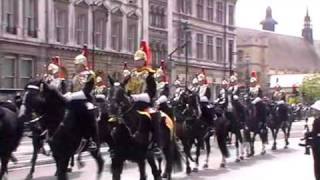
[6,120,315,180]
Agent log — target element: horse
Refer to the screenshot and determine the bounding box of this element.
[215,94,246,167]
[21,79,104,180]
[267,101,291,150]
[107,76,160,180]
[245,98,268,156]
[173,89,211,173]
[0,100,25,179]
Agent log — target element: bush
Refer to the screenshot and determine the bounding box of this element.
[301,74,320,104]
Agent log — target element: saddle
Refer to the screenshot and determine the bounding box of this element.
[0,101,18,113]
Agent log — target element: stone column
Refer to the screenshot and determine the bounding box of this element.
[67,2,75,46]
[122,15,128,52]
[106,11,112,51]
[48,0,55,44]
[17,0,24,38]
[88,6,93,48]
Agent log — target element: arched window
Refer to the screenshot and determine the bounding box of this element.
[111,7,123,51]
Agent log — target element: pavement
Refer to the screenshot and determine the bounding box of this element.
[5,120,316,180]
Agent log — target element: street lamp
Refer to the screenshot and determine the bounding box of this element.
[182,21,190,88]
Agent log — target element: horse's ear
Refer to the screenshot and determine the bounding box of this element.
[108,75,115,86]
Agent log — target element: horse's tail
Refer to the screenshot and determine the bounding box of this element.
[171,138,183,172]
[216,121,230,158]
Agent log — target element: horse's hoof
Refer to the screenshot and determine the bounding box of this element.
[240,156,244,160]
[235,158,241,163]
[192,167,199,172]
[25,174,33,180]
[203,164,209,169]
[284,145,288,149]
[186,167,192,175]
[67,168,73,172]
[261,151,266,155]
[271,146,277,151]
[220,163,226,168]
[162,172,168,179]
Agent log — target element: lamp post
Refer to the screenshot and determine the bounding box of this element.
[182,21,190,88]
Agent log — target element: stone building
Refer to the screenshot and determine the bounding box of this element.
[168,0,237,98]
[236,7,320,92]
[0,0,238,100]
[0,0,143,92]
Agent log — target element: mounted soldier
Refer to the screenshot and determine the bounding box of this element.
[123,40,161,154]
[215,79,229,109]
[198,69,215,132]
[173,76,183,102]
[45,56,67,94]
[228,73,246,125]
[272,84,286,104]
[66,45,98,151]
[249,71,263,104]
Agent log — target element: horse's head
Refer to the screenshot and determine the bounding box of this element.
[178,89,201,120]
[107,75,130,116]
[19,79,47,119]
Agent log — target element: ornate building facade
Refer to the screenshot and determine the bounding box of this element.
[0,0,237,100]
[0,0,143,91]
[169,0,237,98]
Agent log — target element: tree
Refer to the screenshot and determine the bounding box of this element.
[300,74,320,104]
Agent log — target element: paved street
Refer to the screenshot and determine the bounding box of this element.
[6,120,316,180]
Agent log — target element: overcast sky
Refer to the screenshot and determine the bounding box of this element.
[236,0,320,40]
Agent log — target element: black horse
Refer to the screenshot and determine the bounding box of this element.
[107,76,159,180]
[173,89,213,173]
[267,101,291,150]
[0,100,24,179]
[21,79,104,180]
[245,98,268,156]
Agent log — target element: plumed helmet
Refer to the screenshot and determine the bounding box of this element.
[174,79,181,86]
[192,77,199,84]
[96,76,103,83]
[230,75,238,83]
[134,41,151,67]
[222,79,229,85]
[47,63,59,74]
[74,54,87,66]
[250,71,257,83]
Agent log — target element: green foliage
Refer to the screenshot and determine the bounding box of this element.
[301,74,320,104]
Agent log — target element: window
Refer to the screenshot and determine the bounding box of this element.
[1,57,15,88]
[196,34,204,59]
[54,6,68,43]
[207,36,214,60]
[2,0,18,34]
[94,17,106,49]
[128,24,138,52]
[0,56,33,89]
[216,37,223,62]
[197,0,204,19]
[178,0,192,15]
[207,0,214,22]
[75,14,88,45]
[150,6,156,26]
[24,0,38,38]
[216,1,223,23]
[111,17,122,51]
[228,5,234,25]
[159,8,166,28]
[186,0,192,15]
[19,59,33,88]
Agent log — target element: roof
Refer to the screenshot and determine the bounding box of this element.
[269,74,310,88]
[237,27,320,73]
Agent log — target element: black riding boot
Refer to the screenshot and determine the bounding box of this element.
[150,112,162,157]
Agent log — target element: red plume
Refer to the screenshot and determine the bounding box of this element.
[82,44,91,69]
[201,68,208,84]
[251,71,257,78]
[140,41,152,66]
